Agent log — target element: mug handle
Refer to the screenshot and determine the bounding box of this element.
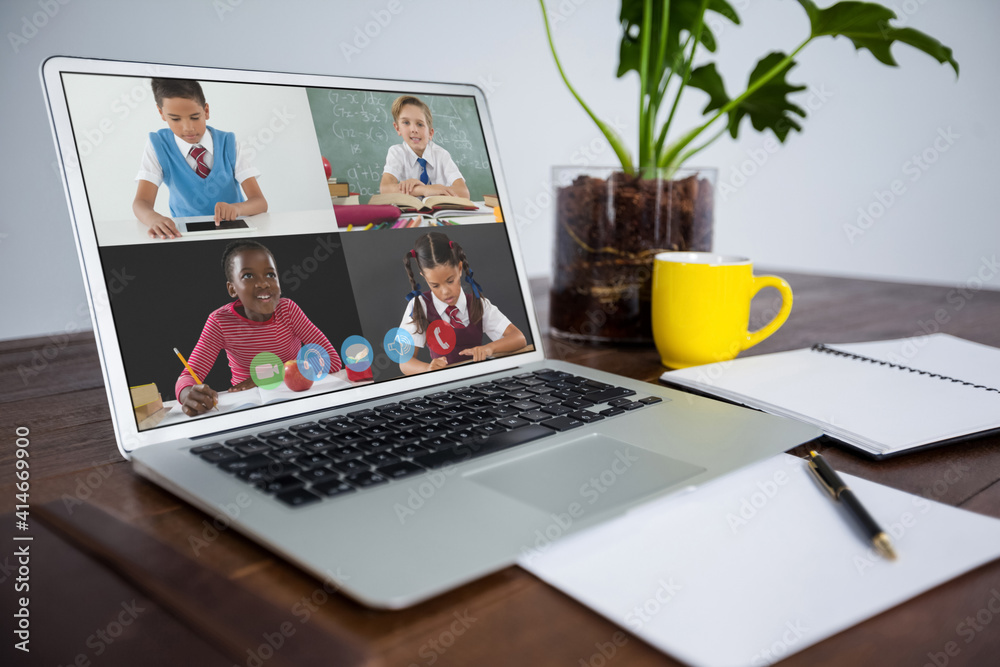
[743,275,793,351]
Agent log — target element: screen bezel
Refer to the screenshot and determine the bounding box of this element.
[41,56,545,455]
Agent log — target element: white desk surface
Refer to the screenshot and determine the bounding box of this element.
[95,209,341,247]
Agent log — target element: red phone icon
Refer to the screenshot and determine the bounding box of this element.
[427,320,456,356]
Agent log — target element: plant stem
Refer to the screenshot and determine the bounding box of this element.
[659,36,811,171]
[676,125,728,167]
[638,0,653,168]
[657,0,709,162]
[538,0,635,173]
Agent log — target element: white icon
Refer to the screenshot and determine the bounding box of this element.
[433,326,450,350]
[346,344,369,365]
[256,363,281,379]
[302,349,325,372]
[388,333,412,356]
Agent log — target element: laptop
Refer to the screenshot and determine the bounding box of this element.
[41,56,819,609]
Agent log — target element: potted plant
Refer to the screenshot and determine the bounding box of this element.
[541,0,958,343]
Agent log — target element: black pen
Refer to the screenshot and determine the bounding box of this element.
[807,450,897,560]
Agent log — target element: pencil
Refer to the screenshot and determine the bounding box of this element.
[363,223,373,231]
[347,224,354,231]
[173,347,218,411]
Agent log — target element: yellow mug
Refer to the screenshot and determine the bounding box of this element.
[652,252,793,369]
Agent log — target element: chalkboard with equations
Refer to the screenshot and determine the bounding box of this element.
[306,88,497,202]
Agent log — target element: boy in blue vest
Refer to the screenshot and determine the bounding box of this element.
[132,78,267,239]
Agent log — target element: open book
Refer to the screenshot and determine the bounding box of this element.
[660,334,1000,458]
[368,193,478,213]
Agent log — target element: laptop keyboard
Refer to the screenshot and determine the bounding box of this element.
[189,369,663,508]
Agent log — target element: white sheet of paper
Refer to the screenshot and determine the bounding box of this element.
[518,454,1000,667]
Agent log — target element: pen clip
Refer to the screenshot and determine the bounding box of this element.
[807,459,838,499]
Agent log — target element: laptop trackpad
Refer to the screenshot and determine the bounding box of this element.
[466,434,706,518]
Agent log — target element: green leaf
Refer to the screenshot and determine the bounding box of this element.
[691,53,807,142]
[617,0,740,80]
[794,0,958,75]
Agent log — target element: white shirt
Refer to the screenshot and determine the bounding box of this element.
[135,128,260,186]
[399,289,512,348]
[383,141,464,187]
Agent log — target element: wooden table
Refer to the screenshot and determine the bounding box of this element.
[2,272,999,667]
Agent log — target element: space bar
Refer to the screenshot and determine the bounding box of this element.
[411,425,555,469]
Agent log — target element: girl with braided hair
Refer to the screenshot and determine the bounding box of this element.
[398,232,526,376]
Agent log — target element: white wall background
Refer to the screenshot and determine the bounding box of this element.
[2,0,997,341]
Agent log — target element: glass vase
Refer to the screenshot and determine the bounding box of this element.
[549,166,716,343]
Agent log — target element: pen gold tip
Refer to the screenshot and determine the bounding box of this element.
[873,533,897,561]
[809,450,819,458]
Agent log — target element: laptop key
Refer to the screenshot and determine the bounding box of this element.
[486,406,519,418]
[383,432,422,447]
[393,443,429,457]
[496,417,529,429]
[639,396,664,405]
[363,452,401,467]
[275,487,322,507]
[266,434,305,448]
[297,454,333,469]
[357,440,393,454]
[563,398,595,410]
[347,470,389,488]
[218,454,272,473]
[585,387,637,403]
[293,426,332,442]
[327,445,365,462]
[541,404,573,416]
[474,423,507,436]
[600,406,626,417]
[328,432,367,446]
[319,418,359,435]
[298,466,341,484]
[235,442,271,455]
[199,448,240,463]
[569,410,606,424]
[258,475,305,494]
[259,428,290,439]
[540,416,586,431]
[377,461,426,479]
[288,421,320,432]
[519,410,550,423]
[620,401,644,411]
[414,424,451,438]
[531,395,563,406]
[329,459,369,475]
[221,436,255,448]
[312,479,356,497]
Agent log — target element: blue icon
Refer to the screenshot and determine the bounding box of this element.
[383,328,415,364]
[340,335,373,372]
[297,344,331,381]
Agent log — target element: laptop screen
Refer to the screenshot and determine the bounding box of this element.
[54,68,536,434]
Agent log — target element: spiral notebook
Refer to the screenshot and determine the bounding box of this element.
[660,334,1000,458]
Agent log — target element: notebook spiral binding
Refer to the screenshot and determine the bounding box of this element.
[811,344,1000,394]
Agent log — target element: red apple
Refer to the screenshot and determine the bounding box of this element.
[322,156,332,179]
[284,360,313,392]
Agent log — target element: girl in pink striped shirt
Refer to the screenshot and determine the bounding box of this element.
[176,240,341,416]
